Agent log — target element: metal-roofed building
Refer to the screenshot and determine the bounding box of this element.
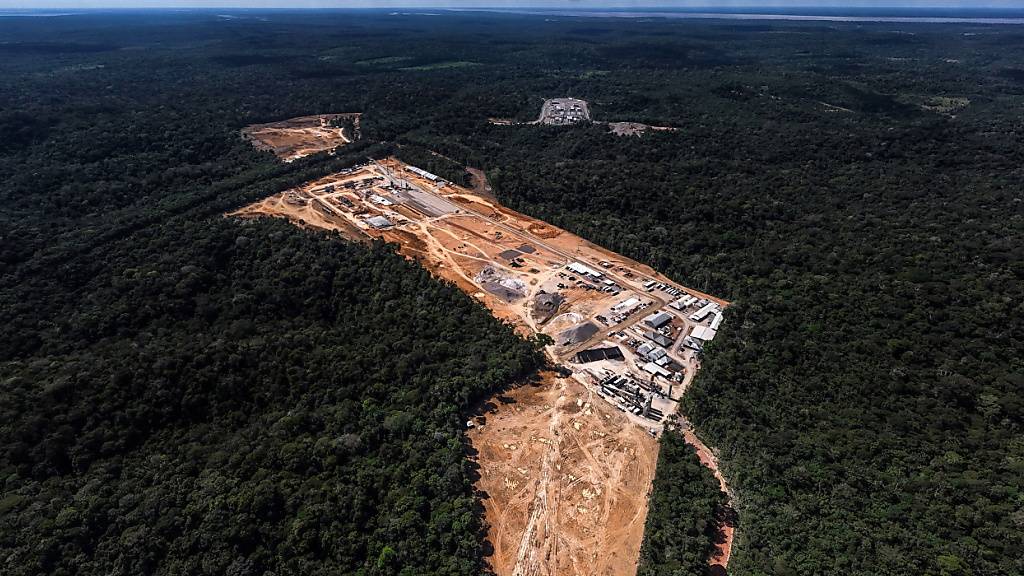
[643,311,672,329]
[642,362,672,378]
[637,342,656,358]
[691,326,718,341]
[567,262,603,279]
[690,303,719,322]
[406,165,440,181]
[645,331,674,348]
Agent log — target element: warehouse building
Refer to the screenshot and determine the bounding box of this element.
[612,296,641,313]
[691,325,718,341]
[690,302,720,322]
[645,331,674,348]
[642,362,672,378]
[575,346,625,363]
[406,165,440,182]
[567,261,603,280]
[636,343,667,362]
[643,311,672,329]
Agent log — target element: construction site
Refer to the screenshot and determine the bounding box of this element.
[230,149,731,576]
[240,113,361,161]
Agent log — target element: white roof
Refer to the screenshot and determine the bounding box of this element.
[690,303,719,322]
[691,326,718,341]
[567,262,603,278]
[613,297,640,312]
[406,165,439,181]
[709,312,724,330]
[642,362,672,377]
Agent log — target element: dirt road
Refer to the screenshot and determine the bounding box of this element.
[682,427,736,570]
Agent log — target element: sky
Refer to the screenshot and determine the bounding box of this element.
[4,1,1024,11]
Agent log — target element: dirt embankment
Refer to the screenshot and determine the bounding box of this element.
[682,428,736,571]
[467,167,497,202]
[468,373,658,576]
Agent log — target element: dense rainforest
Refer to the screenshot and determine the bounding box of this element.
[1,9,1021,576]
[0,219,541,576]
[638,432,729,576]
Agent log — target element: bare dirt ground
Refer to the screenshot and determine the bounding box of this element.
[607,122,679,137]
[469,373,658,576]
[241,113,361,161]
[229,186,367,241]
[467,166,497,202]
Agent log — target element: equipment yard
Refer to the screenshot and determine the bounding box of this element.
[230,156,731,575]
[241,113,360,161]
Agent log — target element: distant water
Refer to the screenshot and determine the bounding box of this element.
[456,9,1024,25]
[0,11,74,17]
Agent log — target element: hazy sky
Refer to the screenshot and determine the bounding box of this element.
[5,1,1024,11]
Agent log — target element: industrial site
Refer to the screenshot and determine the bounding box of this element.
[230,158,727,422]
[231,136,731,575]
[538,97,592,125]
[491,97,678,137]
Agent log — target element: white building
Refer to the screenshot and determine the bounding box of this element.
[642,362,672,378]
[691,325,717,341]
[567,262,603,279]
[690,303,719,322]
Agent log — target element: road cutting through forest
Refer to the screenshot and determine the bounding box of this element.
[232,130,735,575]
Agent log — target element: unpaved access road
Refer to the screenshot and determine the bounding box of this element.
[682,428,735,570]
[469,373,658,576]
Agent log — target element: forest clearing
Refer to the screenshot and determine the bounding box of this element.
[490,98,677,136]
[5,12,1020,576]
[240,113,361,161]
[230,151,733,574]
